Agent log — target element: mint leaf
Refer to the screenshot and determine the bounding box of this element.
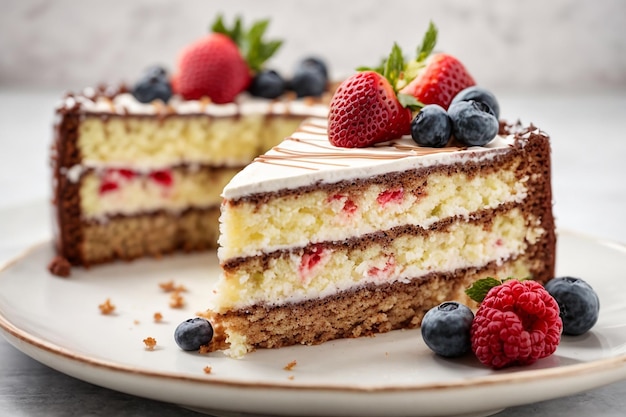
[416,21,438,62]
[465,277,502,303]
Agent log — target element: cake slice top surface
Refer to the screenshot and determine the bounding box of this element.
[57,89,329,119]
[222,118,531,200]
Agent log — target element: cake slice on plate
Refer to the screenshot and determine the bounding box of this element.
[206,24,555,357]
[209,117,555,357]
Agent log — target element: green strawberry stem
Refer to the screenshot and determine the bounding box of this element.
[416,21,438,62]
[355,20,438,112]
[211,15,283,72]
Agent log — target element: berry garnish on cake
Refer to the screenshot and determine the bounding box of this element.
[466,278,563,369]
[328,67,413,147]
[131,65,173,103]
[173,15,281,103]
[328,21,498,149]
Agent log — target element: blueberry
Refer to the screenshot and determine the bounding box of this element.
[296,56,329,82]
[174,317,214,351]
[249,69,287,99]
[421,301,474,358]
[410,104,452,148]
[448,100,499,146]
[545,277,600,336]
[132,65,172,103]
[451,86,500,119]
[143,65,168,81]
[290,66,327,98]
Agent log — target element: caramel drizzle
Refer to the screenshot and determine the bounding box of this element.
[255,125,466,171]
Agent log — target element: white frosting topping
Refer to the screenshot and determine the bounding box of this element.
[222,118,517,199]
[59,91,328,119]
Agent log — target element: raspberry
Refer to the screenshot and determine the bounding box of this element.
[470,279,562,369]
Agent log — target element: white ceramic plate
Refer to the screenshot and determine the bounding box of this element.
[1,231,626,417]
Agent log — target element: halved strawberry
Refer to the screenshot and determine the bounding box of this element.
[400,53,475,109]
[328,71,412,148]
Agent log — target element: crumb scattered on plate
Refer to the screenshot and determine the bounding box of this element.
[154,312,163,323]
[143,337,157,350]
[169,291,185,308]
[203,366,212,374]
[159,280,187,293]
[284,360,297,371]
[98,298,115,315]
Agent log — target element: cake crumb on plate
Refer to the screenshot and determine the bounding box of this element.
[98,298,115,315]
[143,337,157,350]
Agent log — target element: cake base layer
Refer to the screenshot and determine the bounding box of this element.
[79,207,220,264]
[208,235,553,357]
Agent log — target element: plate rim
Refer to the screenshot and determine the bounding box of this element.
[1,230,626,395]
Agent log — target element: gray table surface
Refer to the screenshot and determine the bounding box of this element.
[1,90,625,417]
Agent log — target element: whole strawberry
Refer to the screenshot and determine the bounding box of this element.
[175,33,250,103]
[174,16,282,104]
[328,70,412,147]
[400,53,476,109]
[467,278,562,369]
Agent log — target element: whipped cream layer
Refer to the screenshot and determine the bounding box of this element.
[58,91,329,119]
[222,118,521,200]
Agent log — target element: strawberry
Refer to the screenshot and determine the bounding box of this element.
[175,33,251,103]
[175,16,282,103]
[399,53,475,109]
[328,71,412,148]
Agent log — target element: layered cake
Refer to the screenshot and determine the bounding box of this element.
[209,118,555,357]
[51,91,327,267]
[50,17,331,269]
[205,23,555,357]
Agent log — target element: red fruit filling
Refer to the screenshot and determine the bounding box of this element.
[98,169,136,195]
[367,255,396,280]
[298,245,326,283]
[99,181,119,194]
[376,188,404,207]
[327,194,358,216]
[150,170,173,187]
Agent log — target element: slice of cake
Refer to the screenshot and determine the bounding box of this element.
[206,23,555,357]
[50,16,330,269]
[209,118,555,357]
